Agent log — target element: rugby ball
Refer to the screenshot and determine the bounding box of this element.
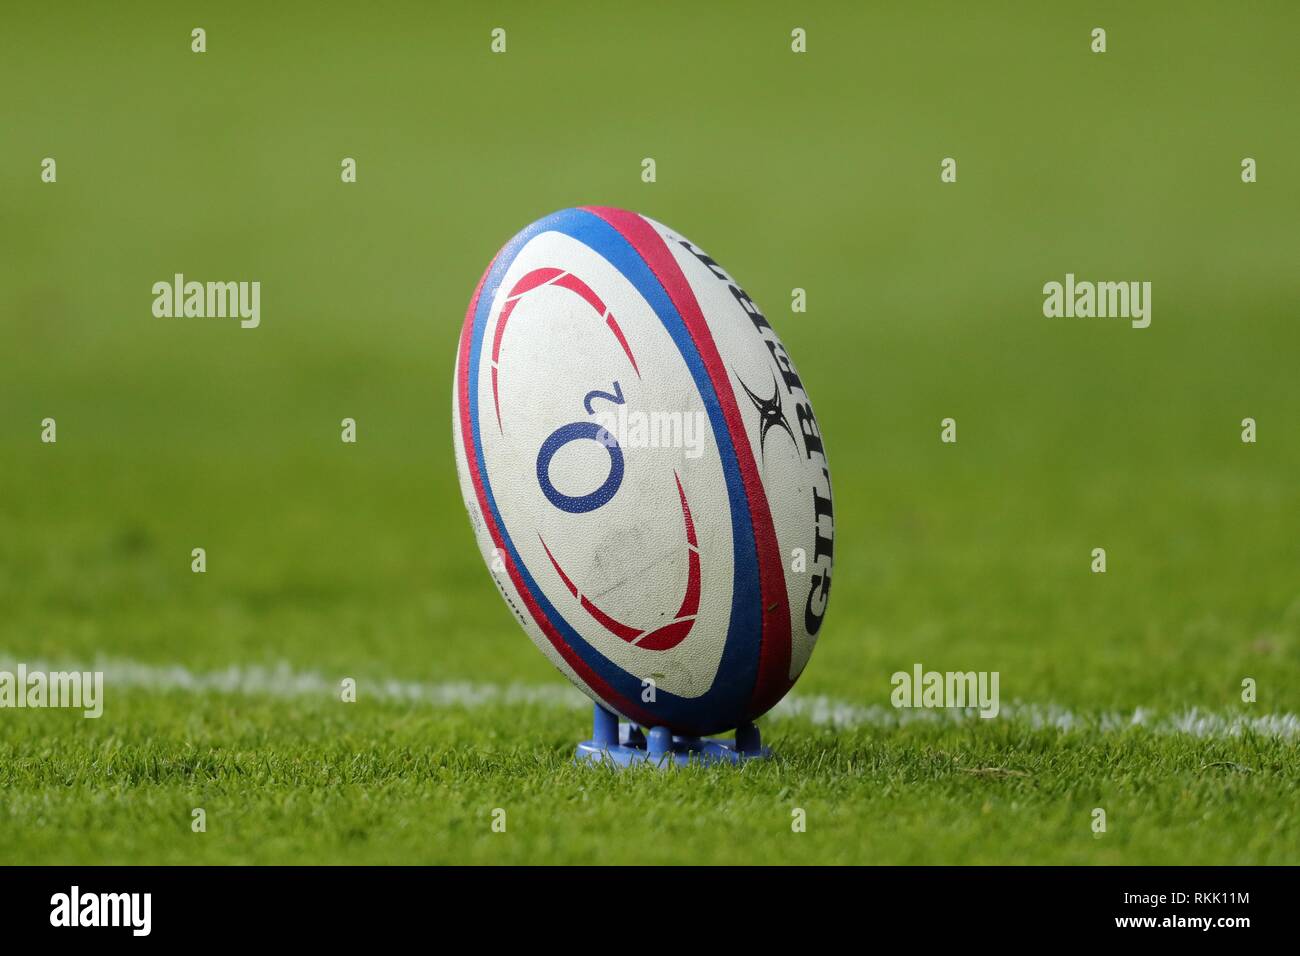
[452,207,834,737]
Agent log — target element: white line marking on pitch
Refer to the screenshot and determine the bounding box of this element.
[2,655,1296,740]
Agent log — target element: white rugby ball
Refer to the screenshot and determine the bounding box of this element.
[453,207,834,736]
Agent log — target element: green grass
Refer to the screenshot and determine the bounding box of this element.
[3,693,1296,865]
[2,1,1299,864]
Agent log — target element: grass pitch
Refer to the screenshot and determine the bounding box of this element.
[1,1,1298,864]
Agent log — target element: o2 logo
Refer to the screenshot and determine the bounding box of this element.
[536,381,625,514]
[494,265,699,652]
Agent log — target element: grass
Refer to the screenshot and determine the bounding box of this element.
[3,693,1296,865]
[1,1,1298,864]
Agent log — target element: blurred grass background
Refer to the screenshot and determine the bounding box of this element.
[1,1,1298,863]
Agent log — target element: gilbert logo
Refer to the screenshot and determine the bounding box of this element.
[50,886,151,936]
[152,273,261,328]
[674,235,834,637]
